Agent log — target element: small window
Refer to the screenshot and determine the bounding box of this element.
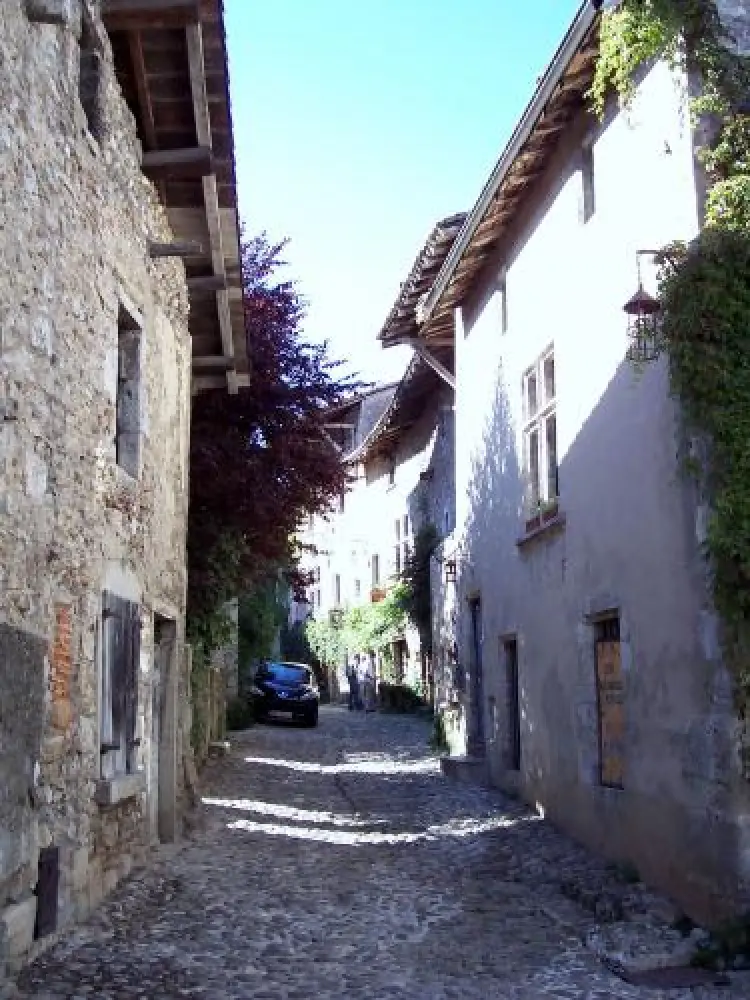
[116,303,142,478]
[388,463,395,486]
[504,637,521,771]
[580,144,595,223]
[395,519,401,542]
[522,346,557,514]
[394,545,401,576]
[499,276,508,333]
[523,370,538,421]
[316,589,321,608]
[403,514,409,537]
[354,579,361,599]
[100,592,140,779]
[335,574,341,606]
[338,492,345,513]
[372,554,380,587]
[79,13,104,141]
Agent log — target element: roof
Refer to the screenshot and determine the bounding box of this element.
[417,1,602,334]
[378,213,467,349]
[349,355,446,464]
[322,383,400,461]
[103,0,247,393]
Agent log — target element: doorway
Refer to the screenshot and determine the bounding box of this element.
[468,597,485,757]
[153,616,177,843]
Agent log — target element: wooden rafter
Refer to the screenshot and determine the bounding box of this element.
[148,240,203,257]
[127,32,157,151]
[141,146,214,178]
[186,21,237,393]
[102,0,200,31]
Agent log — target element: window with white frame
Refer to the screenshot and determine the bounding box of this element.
[522,347,558,512]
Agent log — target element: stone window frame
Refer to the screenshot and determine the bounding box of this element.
[115,297,144,480]
[521,345,557,514]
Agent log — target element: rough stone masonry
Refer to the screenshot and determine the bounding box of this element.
[0,0,192,970]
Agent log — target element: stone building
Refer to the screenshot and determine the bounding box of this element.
[0,0,246,967]
[377,0,750,921]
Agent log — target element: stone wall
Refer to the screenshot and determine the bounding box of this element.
[0,0,191,962]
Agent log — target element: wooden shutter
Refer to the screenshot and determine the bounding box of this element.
[125,600,140,774]
[102,591,140,775]
[596,635,624,788]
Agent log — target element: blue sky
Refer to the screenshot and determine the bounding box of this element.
[224,0,582,383]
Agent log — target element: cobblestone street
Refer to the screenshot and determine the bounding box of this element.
[14,707,750,999]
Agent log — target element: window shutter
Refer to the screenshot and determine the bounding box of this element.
[125,601,140,774]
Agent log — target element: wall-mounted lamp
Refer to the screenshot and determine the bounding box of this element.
[444,559,457,584]
[624,250,662,364]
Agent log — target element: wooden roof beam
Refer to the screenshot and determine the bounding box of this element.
[142,145,214,179]
[148,240,203,257]
[191,355,236,372]
[187,274,229,293]
[128,31,158,151]
[102,0,200,31]
[187,21,238,393]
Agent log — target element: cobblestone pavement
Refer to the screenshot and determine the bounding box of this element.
[14,707,750,999]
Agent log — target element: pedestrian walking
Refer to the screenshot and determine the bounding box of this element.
[347,660,362,711]
[363,664,377,713]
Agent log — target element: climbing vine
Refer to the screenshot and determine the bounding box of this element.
[305,585,409,667]
[592,0,750,710]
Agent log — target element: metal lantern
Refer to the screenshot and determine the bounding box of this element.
[624,252,662,363]
[444,558,457,584]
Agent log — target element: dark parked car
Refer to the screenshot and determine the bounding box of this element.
[250,661,320,726]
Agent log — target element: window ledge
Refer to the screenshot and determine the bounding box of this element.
[517,511,566,549]
[95,771,145,808]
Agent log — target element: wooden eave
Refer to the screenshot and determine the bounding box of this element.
[377,213,466,350]
[103,0,247,394]
[354,350,452,464]
[418,7,601,343]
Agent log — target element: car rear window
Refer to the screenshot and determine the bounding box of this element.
[261,663,311,684]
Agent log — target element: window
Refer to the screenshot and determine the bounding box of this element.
[338,492,345,513]
[116,303,142,478]
[100,592,140,779]
[79,13,104,140]
[355,579,361,599]
[594,614,624,789]
[580,144,595,223]
[499,275,509,333]
[334,574,341,605]
[371,554,380,587]
[316,589,321,609]
[503,638,521,771]
[395,519,401,542]
[403,514,409,538]
[314,566,321,584]
[522,347,557,512]
[394,545,401,576]
[388,463,395,487]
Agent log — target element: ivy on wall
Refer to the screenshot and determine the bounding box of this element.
[591,0,750,710]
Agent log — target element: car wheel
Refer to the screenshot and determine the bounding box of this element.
[305,707,319,727]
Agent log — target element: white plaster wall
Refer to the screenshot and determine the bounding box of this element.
[454,60,746,913]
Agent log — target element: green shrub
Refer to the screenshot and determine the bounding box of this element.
[377,681,423,714]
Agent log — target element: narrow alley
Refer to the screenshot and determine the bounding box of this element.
[15,710,748,1000]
